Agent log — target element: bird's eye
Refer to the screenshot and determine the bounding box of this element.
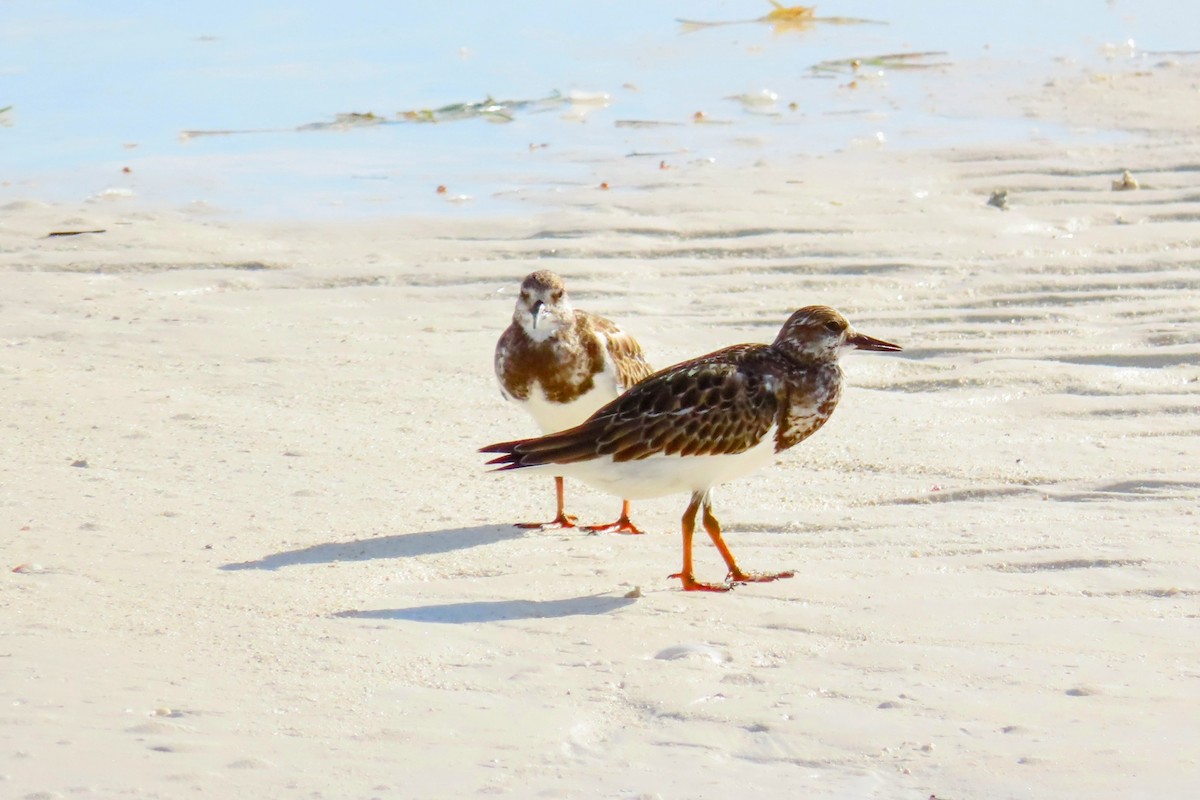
[824,320,842,334]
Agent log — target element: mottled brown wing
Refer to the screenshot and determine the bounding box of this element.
[482,344,781,469]
[582,311,654,390]
[493,321,526,401]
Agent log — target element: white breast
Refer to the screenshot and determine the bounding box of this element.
[514,370,621,434]
[547,425,780,500]
[508,329,626,434]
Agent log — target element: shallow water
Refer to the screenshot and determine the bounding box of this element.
[1,0,1194,219]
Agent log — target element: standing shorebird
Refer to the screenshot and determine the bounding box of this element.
[493,270,654,533]
[483,305,901,591]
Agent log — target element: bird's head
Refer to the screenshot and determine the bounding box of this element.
[512,270,574,342]
[773,305,901,362]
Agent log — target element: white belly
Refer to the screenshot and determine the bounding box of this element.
[514,374,620,434]
[546,426,780,500]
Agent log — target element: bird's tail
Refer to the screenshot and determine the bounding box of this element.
[480,425,602,471]
[479,437,531,471]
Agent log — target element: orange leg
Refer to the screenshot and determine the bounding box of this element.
[582,499,645,535]
[669,491,732,592]
[701,497,793,585]
[515,476,578,530]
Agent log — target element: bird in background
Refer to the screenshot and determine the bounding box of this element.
[483,305,901,591]
[493,270,654,533]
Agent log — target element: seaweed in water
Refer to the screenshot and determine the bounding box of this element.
[180,91,570,139]
[678,2,883,34]
[398,92,568,124]
[810,51,952,75]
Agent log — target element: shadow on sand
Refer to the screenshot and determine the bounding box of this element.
[220,524,525,571]
[333,593,638,624]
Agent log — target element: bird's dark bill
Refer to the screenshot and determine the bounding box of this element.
[848,332,902,352]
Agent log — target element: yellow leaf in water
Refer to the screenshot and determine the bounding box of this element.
[764,2,815,22]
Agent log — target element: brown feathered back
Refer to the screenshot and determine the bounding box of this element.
[483,342,834,470]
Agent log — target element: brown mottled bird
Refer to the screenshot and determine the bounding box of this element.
[483,305,901,591]
[493,270,654,533]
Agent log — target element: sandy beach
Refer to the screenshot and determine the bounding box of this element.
[3,54,1199,799]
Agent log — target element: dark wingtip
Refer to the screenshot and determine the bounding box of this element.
[479,437,525,454]
[480,438,534,471]
[483,453,533,472]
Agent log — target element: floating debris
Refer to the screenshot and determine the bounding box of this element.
[297,111,388,131]
[1099,38,1138,60]
[1112,169,1140,191]
[560,90,612,122]
[181,91,571,139]
[679,2,882,34]
[180,127,285,140]
[1142,48,1200,57]
[398,91,567,124]
[565,90,612,107]
[726,89,779,108]
[987,189,1009,210]
[692,110,733,125]
[625,149,687,159]
[402,105,499,124]
[726,89,784,116]
[614,119,683,129]
[764,2,815,24]
[811,51,951,76]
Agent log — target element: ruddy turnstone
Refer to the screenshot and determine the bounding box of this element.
[494,270,654,533]
[482,305,901,591]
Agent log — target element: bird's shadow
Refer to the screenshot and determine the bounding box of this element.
[220,524,525,571]
[333,593,638,624]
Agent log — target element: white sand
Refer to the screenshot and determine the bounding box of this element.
[3,57,1199,799]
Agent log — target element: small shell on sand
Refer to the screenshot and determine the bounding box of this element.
[1112,169,1139,190]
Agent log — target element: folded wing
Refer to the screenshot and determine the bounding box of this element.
[482,345,782,469]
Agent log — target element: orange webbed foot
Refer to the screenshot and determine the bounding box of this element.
[729,569,794,585]
[669,571,734,592]
[515,512,578,531]
[582,516,644,535]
